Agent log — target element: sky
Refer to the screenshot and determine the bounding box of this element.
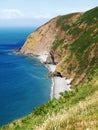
[0,0,98,27]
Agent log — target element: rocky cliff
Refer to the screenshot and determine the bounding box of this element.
[20,13,82,57]
[20,16,61,55]
[20,7,98,87]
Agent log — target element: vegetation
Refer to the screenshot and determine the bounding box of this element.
[0,71,98,130]
[52,39,64,51]
[0,6,98,130]
[55,6,98,86]
[56,13,79,31]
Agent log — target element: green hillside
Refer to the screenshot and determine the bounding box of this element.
[53,6,98,87]
[1,6,98,130]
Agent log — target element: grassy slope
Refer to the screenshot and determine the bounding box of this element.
[1,71,98,130]
[53,6,98,87]
[0,7,98,130]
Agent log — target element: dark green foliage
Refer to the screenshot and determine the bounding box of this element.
[69,26,83,37]
[57,13,78,25]
[33,98,60,116]
[61,24,70,31]
[68,7,98,36]
[80,6,98,25]
[62,7,98,84]
[71,24,98,56]
[57,13,79,31]
[52,39,64,50]
[69,24,98,78]
[60,90,76,99]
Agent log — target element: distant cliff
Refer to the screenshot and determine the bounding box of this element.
[20,13,82,57]
[20,12,82,87]
[21,7,98,88]
[20,16,61,55]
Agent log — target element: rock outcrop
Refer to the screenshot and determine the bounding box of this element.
[20,6,98,87]
[20,16,62,55]
[20,13,81,56]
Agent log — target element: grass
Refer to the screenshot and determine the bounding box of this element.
[55,7,98,85]
[1,71,98,130]
[56,13,79,31]
[79,6,98,25]
[35,76,98,130]
[52,39,64,51]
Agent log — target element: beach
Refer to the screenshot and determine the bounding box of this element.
[38,53,71,99]
[47,64,71,99]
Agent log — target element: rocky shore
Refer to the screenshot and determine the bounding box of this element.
[37,52,72,99]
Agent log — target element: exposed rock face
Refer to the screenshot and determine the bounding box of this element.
[20,7,98,87]
[20,13,81,56]
[20,12,82,86]
[20,17,62,55]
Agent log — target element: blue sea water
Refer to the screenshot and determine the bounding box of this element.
[0,27,51,126]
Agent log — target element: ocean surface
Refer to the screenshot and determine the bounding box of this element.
[0,27,51,126]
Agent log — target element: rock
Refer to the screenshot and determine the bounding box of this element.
[53,71,62,77]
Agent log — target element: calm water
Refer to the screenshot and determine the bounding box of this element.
[0,27,51,126]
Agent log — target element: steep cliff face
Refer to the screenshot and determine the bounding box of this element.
[20,6,98,87]
[54,6,98,87]
[20,16,63,55]
[20,13,81,56]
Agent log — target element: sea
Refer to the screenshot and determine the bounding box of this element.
[0,27,51,126]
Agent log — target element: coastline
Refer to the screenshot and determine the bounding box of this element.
[38,53,72,99]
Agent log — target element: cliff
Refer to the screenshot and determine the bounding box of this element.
[20,13,81,56]
[20,16,62,55]
[21,6,98,87]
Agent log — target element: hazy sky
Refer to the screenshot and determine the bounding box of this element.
[0,0,98,27]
